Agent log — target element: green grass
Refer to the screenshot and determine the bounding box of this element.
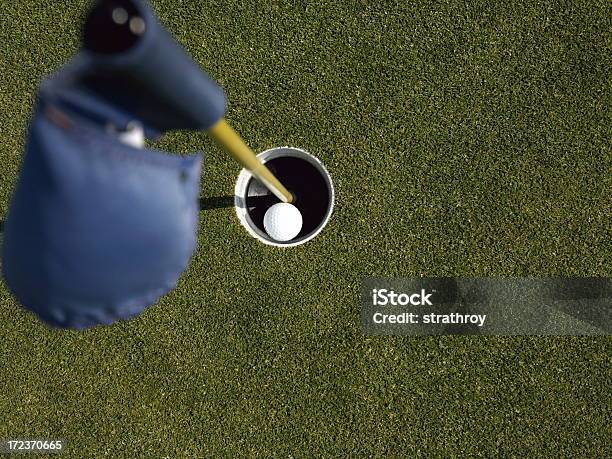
[0,0,610,456]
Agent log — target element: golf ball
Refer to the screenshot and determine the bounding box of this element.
[263,203,303,242]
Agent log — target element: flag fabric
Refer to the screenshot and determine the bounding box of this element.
[2,0,226,328]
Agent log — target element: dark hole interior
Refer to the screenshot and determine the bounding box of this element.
[83,0,143,54]
[246,157,331,242]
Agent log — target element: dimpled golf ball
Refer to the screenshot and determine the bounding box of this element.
[263,203,303,242]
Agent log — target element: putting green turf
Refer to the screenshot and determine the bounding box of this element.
[0,0,610,456]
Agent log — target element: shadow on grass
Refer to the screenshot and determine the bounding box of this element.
[200,195,277,211]
[199,196,234,211]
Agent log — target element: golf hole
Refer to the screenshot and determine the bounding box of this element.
[235,147,334,247]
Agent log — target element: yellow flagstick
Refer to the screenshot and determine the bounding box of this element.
[208,119,294,203]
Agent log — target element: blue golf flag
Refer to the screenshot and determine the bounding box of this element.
[2,0,226,328]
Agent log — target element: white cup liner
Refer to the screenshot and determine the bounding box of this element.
[234,147,334,247]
